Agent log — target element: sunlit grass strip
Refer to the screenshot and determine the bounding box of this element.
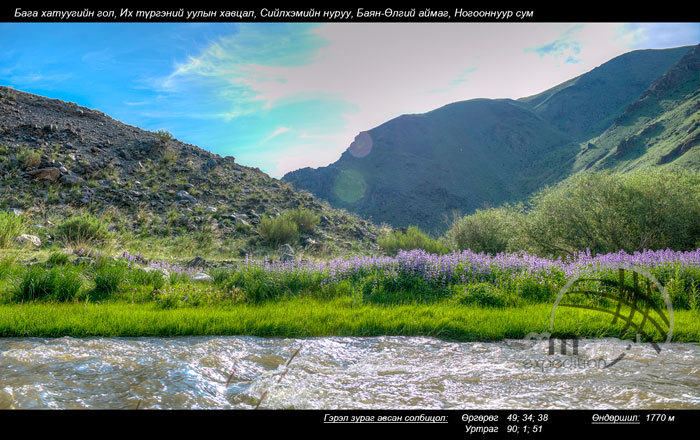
[1,300,699,342]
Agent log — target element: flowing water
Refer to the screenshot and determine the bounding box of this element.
[0,336,698,409]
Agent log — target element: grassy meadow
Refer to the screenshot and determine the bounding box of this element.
[1,169,699,342]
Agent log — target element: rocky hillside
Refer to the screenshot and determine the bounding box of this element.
[0,86,380,256]
[283,45,697,233]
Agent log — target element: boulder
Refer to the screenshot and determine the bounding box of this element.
[60,174,84,186]
[187,256,207,269]
[279,244,294,254]
[13,234,41,247]
[192,272,213,282]
[143,266,170,280]
[27,167,60,182]
[176,190,197,203]
[280,253,296,263]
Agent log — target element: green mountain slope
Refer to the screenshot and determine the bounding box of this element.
[283,45,696,233]
[519,46,693,141]
[573,44,700,172]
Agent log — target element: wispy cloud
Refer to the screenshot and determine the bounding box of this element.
[2,22,697,178]
[525,25,584,63]
[260,126,290,143]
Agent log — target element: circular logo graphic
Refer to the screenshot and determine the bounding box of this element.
[547,263,674,367]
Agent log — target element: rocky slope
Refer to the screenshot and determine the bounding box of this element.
[0,86,380,255]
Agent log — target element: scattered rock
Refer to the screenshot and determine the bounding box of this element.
[59,174,84,186]
[192,272,213,282]
[202,158,218,171]
[187,256,207,269]
[176,190,197,203]
[13,234,41,247]
[26,167,60,182]
[280,253,296,263]
[143,266,170,280]
[279,244,294,254]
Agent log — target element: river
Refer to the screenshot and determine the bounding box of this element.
[0,336,698,409]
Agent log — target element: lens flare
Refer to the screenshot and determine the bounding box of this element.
[333,169,366,203]
[347,132,373,158]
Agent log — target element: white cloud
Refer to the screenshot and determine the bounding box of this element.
[155,23,699,176]
[240,23,655,175]
[261,126,290,143]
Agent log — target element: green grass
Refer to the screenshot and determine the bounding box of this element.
[378,226,449,256]
[1,299,698,341]
[55,213,112,248]
[0,211,25,248]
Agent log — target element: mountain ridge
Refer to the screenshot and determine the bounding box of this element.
[283,45,698,233]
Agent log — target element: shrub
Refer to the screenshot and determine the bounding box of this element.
[0,257,20,281]
[46,252,70,266]
[521,170,700,256]
[129,268,167,290]
[93,262,127,297]
[359,271,447,304]
[378,226,449,256]
[154,284,243,309]
[0,211,24,248]
[162,149,179,166]
[17,149,41,169]
[454,283,508,308]
[284,208,320,233]
[55,213,111,247]
[515,276,555,303]
[14,266,84,302]
[154,129,173,143]
[258,216,299,247]
[444,207,522,254]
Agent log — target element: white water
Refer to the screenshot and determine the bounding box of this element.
[0,336,698,409]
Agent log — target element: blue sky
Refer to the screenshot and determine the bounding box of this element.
[1,22,698,177]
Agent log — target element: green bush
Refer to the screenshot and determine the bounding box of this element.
[258,216,299,247]
[284,208,320,233]
[46,252,70,266]
[0,211,24,248]
[378,226,449,256]
[520,170,700,256]
[454,283,508,308]
[14,266,84,302]
[359,271,446,304]
[129,268,167,290]
[17,149,41,169]
[0,257,20,281]
[444,207,522,254]
[55,213,112,247]
[93,262,127,297]
[154,129,173,143]
[515,276,555,303]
